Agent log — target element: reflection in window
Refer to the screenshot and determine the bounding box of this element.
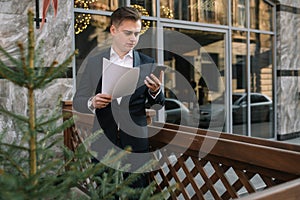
[237,0,246,27]
[232,31,247,93]
[131,4,151,34]
[160,0,227,25]
[165,101,180,110]
[74,0,126,12]
[232,30,248,136]
[75,13,157,73]
[72,0,275,138]
[235,55,246,89]
[232,0,247,28]
[250,33,273,138]
[250,0,273,31]
[75,14,111,71]
[250,33,273,98]
[202,0,215,22]
[131,0,156,16]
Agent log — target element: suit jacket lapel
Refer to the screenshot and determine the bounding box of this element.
[95,49,110,95]
[133,50,141,68]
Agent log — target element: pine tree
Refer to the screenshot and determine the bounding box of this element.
[0,9,167,200]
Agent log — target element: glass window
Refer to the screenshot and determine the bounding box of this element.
[74,0,126,12]
[75,12,157,73]
[134,21,158,60]
[237,0,246,27]
[160,0,228,25]
[250,33,274,138]
[165,100,180,110]
[73,0,275,138]
[75,13,111,71]
[232,30,248,135]
[232,0,247,28]
[162,27,226,129]
[131,0,156,16]
[250,0,273,31]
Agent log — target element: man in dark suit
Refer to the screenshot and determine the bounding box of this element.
[73,6,165,187]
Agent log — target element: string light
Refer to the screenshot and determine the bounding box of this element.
[75,2,152,35]
[160,5,174,19]
[77,0,97,3]
[74,0,95,34]
[131,4,150,34]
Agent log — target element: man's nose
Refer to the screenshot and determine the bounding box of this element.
[129,34,137,41]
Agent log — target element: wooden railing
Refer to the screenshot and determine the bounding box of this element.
[62,101,300,200]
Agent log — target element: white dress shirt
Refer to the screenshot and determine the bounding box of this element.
[110,48,133,104]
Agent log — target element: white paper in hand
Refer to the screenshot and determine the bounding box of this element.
[102,58,140,99]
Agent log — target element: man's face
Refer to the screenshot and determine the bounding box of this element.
[110,19,142,57]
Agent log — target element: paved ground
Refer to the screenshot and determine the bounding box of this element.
[281,136,300,145]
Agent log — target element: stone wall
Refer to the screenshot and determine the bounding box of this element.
[0,0,73,140]
[276,0,300,139]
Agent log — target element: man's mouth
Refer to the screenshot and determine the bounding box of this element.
[127,43,135,47]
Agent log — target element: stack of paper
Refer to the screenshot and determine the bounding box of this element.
[102,58,140,99]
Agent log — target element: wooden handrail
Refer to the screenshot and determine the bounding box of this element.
[238,177,300,200]
[154,122,300,152]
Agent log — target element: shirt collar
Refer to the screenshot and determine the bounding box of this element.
[110,47,133,60]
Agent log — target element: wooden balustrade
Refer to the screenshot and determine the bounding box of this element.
[62,101,300,200]
[148,122,300,199]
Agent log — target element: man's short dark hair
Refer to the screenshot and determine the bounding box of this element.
[110,6,142,28]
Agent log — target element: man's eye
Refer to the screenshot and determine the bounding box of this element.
[124,31,132,36]
[134,32,140,37]
[123,30,140,37]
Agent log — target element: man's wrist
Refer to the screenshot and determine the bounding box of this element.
[149,88,161,98]
[88,96,95,112]
[150,89,159,95]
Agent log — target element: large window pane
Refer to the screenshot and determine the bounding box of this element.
[250,0,273,31]
[135,22,158,60]
[160,0,228,25]
[75,13,111,71]
[131,0,156,16]
[74,0,126,12]
[73,0,275,138]
[232,0,247,28]
[232,30,248,136]
[75,13,156,71]
[250,33,274,138]
[162,27,226,130]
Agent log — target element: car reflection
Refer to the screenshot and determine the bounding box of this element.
[199,93,273,128]
[165,98,190,126]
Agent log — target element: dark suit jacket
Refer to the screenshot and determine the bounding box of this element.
[73,48,165,153]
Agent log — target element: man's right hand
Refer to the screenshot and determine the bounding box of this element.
[92,93,112,109]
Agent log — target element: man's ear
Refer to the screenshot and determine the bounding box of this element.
[110,24,116,34]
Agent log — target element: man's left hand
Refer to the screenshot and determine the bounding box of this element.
[144,70,163,93]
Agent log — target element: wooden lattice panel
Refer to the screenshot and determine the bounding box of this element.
[151,151,297,199]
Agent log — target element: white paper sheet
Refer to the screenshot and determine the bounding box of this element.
[102,58,140,99]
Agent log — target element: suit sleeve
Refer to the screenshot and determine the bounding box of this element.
[145,63,165,109]
[73,57,99,114]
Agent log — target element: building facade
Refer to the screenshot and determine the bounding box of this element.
[0,0,299,141]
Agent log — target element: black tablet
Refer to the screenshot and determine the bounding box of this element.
[152,65,167,77]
